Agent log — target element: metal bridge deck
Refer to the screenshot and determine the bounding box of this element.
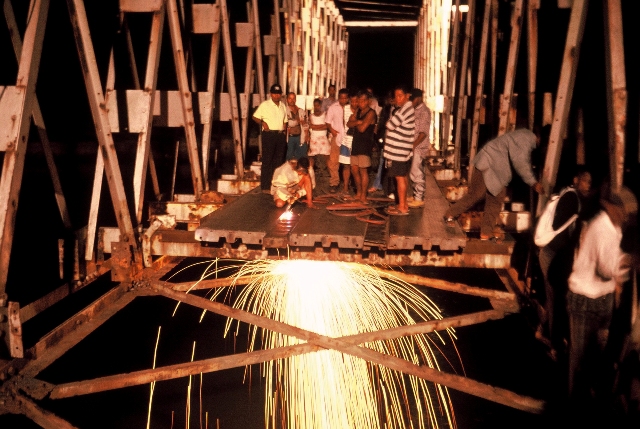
[195,176,467,252]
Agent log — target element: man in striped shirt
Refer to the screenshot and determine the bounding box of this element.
[383,84,415,215]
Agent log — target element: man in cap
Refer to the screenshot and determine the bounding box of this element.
[407,88,432,208]
[253,84,287,192]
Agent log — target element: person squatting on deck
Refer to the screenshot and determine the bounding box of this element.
[271,157,315,209]
[443,128,544,239]
[383,84,415,215]
[566,186,637,411]
[407,88,432,208]
[348,90,377,204]
[253,84,287,193]
[325,88,350,192]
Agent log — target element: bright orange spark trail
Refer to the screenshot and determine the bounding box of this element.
[214,260,460,429]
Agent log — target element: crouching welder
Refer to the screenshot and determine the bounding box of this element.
[271,157,316,209]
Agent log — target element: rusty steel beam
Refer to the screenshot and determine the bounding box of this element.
[538,0,588,214]
[200,4,222,190]
[497,0,523,136]
[150,285,544,413]
[66,0,138,251]
[2,392,78,429]
[20,283,135,378]
[603,0,626,192]
[134,228,512,268]
[48,308,505,399]
[0,0,49,294]
[441,0,460,150]
[527,0,539,130]
[373,267,517,302]
[469,0,491,178]
[133,5,165,224]
[166,0,204,199]
[453,0,475,171]
[4,0,72,231]
[219,0,245,178]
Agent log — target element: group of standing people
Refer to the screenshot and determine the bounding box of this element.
[252,82,434,214]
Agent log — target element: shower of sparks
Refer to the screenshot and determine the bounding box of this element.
[207,260,460,429]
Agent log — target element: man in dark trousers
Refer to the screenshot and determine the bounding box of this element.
[537,167,592,357]
[444,128,544,239]
[253,84,287,193]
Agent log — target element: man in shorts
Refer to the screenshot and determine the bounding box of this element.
[383,85,415,215]
[347,91,377,203]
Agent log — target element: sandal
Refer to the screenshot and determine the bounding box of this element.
[385,206,409,216]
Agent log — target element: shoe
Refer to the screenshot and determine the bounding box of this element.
[329,185,339,193]
[408,199,424,208]
[407,196,415,202]
[479,233,491,240]
[387,193,395,200]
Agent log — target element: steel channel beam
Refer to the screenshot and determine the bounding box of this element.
[133,5,165,223]
[48,309,505,399]
[166,0,204,198]
[0,0,49,294]
[66,0,138,249]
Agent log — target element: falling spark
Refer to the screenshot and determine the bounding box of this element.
[210,260,460,429]
[146,326,162,429]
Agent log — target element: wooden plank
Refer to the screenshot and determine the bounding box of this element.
[538,0,588,214]
[0,0,49,293]
[603,0,626,192]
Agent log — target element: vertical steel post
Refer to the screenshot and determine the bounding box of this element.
[603,0,626,192]
[219,0,245,178]
[538,0,589,213]
[167,0,204,197]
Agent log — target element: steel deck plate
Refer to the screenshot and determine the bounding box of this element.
[195,189,285,245]
[289,205,367,248]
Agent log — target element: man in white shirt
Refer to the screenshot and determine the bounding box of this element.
[567,187,637,404]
